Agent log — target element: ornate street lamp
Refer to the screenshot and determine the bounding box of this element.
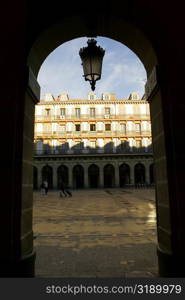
[79,39,105,91]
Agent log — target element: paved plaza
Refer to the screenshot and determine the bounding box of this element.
[33,188,157,277]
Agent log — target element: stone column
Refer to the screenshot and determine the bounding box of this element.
[37,165,42,188]
[84,165,89,188]
[145,162,150,184]
[68,164,73,189]
[99,164,104,188]
[130,163,135,186]
[114,162,120,187]
[52,165,58,189]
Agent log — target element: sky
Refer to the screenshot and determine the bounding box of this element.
[37,36,147,100]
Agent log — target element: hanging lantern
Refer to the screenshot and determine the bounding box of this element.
[79,39,105,91]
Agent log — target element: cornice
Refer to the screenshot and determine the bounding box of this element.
[38,99,148,106]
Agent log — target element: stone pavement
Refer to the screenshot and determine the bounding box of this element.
[33,188,158,277]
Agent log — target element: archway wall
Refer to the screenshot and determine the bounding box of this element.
[27,14,175,275]
[3,2,183,277]
[28,14,157,78]
[148,89,172,256]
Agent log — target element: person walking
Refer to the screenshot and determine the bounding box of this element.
[40,182,45,195]
[43,180,48,195]
[59,180,68,197]
[65,185,72,197]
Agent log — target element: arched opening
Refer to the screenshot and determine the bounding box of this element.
[42,165,53,189]
[150,163,155,185]
[57,165,68,189]
[88,164,99,188]
[119,163,130,187]
[104,164,115,188]
[20,9,179,278]
[134,163,145,186]
[73,165,84,189]
[33,166,38,190]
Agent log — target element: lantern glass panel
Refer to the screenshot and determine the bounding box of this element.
[91,55,103,78]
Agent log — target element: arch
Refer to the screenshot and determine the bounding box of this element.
[42,165,53,189]
[88,164,99,188]
[134,163,145,185]
[119,163,130,187]
[27,15,157,78]
[33,166,38,190]
[57,165,69,189]
[104,164,115,188]
[73,164,84,189]
[150,163,155,185]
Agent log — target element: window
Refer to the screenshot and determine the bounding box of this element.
[135,123,141,132]
[121,141,127,150]
[90,108,95,117]
[75,108,80,117]
[105,124,111,131]
[136,140,142,147]
[45,109,50,116]
[120,123,126,134]
[90,95,94,100]
[61,142,67,149]
[90,141,96,148]
[59,125,65,132]
[90,124,96,131]
[104,95,109,100]
[74,142,83,149]
[60,108,65,116]
[75,124,80,131]
[105,107,110,115]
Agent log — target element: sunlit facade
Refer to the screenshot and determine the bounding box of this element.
[33,92,154,189]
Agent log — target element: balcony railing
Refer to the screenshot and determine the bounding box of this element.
[35,114,150,121]
[35,130,151,137]
[34,147,153,156]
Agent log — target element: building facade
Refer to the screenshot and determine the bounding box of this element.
[33,92,154,189]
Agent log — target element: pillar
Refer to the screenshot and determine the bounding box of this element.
[114,162,120,187]
[37,165,42,189]
[145,162,150,184]
[52,165,57,189]
[84,165,89,188]
[130,163,135,186]
[147,65,185,277]
[0,65,39,277]
[99,164,104,188]
[68,165,73,189]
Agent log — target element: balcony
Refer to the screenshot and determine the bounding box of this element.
[34,146,153,156]
[35,114,151,121]
[34,130,151,138]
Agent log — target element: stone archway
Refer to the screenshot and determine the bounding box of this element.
[134,163,145,185]
[73,165,84,189]
[119,163,130,187]
[42,165,53,189]
[57,165,68,189]
[3,2,184,277]
[88,164,99,188]
[104,164,115,188]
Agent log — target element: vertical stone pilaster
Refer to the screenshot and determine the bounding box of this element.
[53,165,58,189]
[68,165,73,188]
[99,164,104,188]
[37,165,42,188]
[145,162,150,184]
[130,163,135,185]
[114,162,120,187]
[84,165,89,188]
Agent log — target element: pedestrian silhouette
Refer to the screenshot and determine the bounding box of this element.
[43,180,48,195]
[59,180,68,197]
